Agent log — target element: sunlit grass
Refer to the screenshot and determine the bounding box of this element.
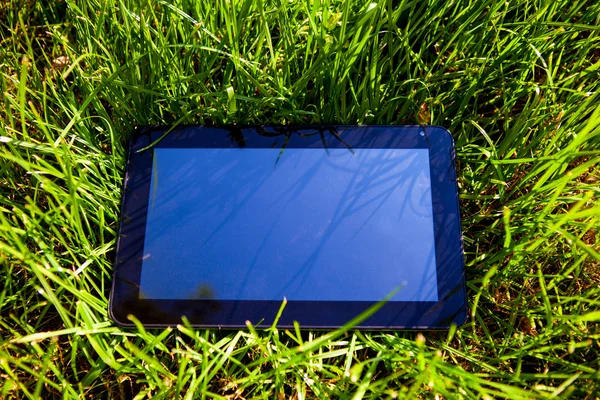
[1,0,599,398]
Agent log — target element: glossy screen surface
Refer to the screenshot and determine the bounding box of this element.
[138,147,439,302]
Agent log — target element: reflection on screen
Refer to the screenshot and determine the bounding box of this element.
[138,148,438,301]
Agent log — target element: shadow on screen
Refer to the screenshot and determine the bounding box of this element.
[140,127,439,309]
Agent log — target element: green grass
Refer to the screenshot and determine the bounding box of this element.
[1,0,599,398]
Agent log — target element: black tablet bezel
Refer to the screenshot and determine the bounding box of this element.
[109,125,467,329]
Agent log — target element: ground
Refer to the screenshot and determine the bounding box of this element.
[0,0,599,398]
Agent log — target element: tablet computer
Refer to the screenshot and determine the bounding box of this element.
[109,125,467,329]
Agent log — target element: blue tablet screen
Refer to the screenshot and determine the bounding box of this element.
[138,147,438,302]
